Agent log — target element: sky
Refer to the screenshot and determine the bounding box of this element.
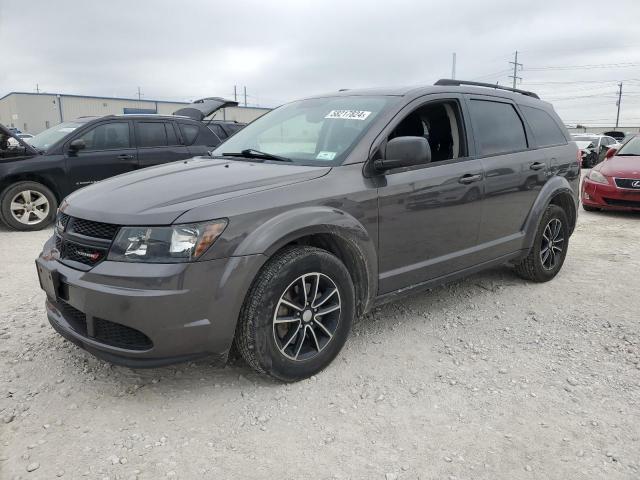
[2,0,640,127]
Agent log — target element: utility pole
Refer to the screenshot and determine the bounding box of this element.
[35,84,40,94]
[615,82,622,129]
[137,86,142,101]
[451,52,456,79]
[233,85,237,102]
[508,51,523,89]
[243,86,247,107]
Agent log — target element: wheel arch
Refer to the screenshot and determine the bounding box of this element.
[0,173,62,203]
[232,206,378,316]
[522,176,578,250]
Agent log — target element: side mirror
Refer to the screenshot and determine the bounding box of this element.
[374,136,431,172]
[605,147,617,159]
[68,139,86,153]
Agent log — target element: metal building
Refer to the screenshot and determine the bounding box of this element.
[0,92,270,134]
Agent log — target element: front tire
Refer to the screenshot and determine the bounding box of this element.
[235,246,355,381]
[0,181,57,231]
[514,204,569,282]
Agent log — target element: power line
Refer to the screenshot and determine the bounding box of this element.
[525,62,640,71]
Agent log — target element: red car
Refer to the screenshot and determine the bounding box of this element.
[582,135,640,212]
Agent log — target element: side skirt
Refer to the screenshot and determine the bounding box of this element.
[371,250,525,310]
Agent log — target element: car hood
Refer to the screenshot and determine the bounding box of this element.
[173,97,238,121]
[598,155,640,178]
[63,158,331,225]
[0,124,39,156]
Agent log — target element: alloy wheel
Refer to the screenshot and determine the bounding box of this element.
[9,190,50,225]
[273,272,341,361]
[540,218,564,270]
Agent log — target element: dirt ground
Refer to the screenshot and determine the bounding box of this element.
[1,201,639,479]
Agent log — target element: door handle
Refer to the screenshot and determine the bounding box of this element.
[117,154,134,160]
[458,173,483,184]
[530,162,545,171]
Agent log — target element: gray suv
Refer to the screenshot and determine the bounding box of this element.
[36,79,580,381]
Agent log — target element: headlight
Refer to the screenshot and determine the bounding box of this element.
[107,219,227,263]
[588,170,608,185]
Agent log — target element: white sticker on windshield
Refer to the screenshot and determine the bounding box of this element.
[316,151,336,161]
[59,127,77,133]
[325,110,371,121]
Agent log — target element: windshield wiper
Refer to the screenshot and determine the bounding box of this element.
[222,149,292,162]
[616,153,639,156]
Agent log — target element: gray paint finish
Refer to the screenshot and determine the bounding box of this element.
[38,83,580,367]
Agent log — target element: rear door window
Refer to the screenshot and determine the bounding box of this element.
[469,99,528,156]
[137,122,168,148]
[520,105,567,148]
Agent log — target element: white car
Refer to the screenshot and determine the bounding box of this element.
[571,134,620,167]
[17,133,34,142]
[7,132,34,147]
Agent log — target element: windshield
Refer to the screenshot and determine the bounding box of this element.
[29,121,84,151]
[616,136,640,156]
[212,96,397,165]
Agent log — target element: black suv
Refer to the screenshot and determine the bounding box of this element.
[0,98,242,230]
[37,80,580,381]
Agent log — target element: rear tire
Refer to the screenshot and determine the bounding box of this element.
[514,205,569,283]
[235,246,355,382]
[0,181,57,231]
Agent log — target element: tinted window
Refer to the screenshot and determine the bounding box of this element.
[520,106,566,148]
[180,123,199,145]
[165,123,179,145]
[76,122,130,150]
[137,122,167,148]
[469,100,527,156]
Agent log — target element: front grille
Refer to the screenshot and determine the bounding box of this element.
[603,197,640,208]
[94,318,153,350]
[63,241,106,266]
[614,178,640,190]
[68,217,119,240]
[55,215,119,269]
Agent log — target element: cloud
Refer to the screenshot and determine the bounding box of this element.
[2,0,640,125]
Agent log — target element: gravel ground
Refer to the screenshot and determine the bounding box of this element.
[1,200,639,479]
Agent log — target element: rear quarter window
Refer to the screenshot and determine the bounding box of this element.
[179,123,200,145]
[520,105,567,148]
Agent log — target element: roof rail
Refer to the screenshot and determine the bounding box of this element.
[434,79,540,99]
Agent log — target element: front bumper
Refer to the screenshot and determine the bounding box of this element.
[582,177,640,211]
[38,237,266,368]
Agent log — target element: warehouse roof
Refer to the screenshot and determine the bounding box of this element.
[0,91,189,105]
